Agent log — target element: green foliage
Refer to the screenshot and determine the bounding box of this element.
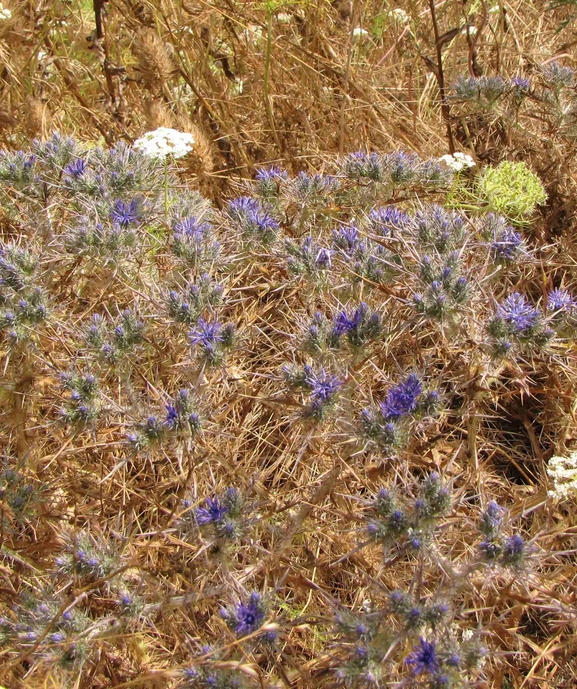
[477,161,547,220]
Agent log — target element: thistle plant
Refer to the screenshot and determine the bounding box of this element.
[226,196,280,246]
[0,590,94,671]
[283,363,344,421]
[172,215,220,268]
[179,487,247,546]
[364,472,450,554]
[189,317,236,366]
[360,374,440,451]
[58,372,100,425]
[0,464,40,529]
[220,591,277,643]
[128,388,202,449]
[167,274,224,326]
[487,292,553,356]
[0,133,574,688]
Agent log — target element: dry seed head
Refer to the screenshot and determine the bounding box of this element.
[25,97,47,137]
[133,30,175,90]
[178,119,214,176]
[144,98,174,130]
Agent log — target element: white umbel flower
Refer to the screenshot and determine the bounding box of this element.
[439,151,476,171]
[0,3,12,20]
[547,452,577,501]
[352,27,370,41]
[133,127,195,160]
[389,8,410,25]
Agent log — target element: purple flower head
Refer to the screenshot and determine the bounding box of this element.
[227,196,260,219]
[231,592,266,636]
[332,310,354,337]
[496,292,540,334]
[294,171,339,198]
[479,538,502,561]
[173,216,211,239]
[511,76,531,91]
[547,288,575,314]
[405,637,440,676]
[542,61,575,88]
[384,150,420,184]
[195,496,229,526]
[227,196,279,242]
[305,368,343,402]
[189,318,224,349]
[502,533,526,566]
[255,166,288,184]
[379,374,423,420]
[342,151,383,180]
[368,206,412,236]
[111,198,141,227]
[165,404,179,428]
[315,247,332,269]
[480,500,504,539]
[64,158,86,179]
[333,224,360,253]
[446,653,460,668]
[491,226,523,260]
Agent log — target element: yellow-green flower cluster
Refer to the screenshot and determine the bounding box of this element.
[478,161,547,220]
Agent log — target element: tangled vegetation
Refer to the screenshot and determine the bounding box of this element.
[0,1,577,688]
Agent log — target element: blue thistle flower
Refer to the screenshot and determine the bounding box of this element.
[367,206,412,236]
[110,199,141,227]
[491,225,523,261]
[379,374,423,420]
[511,76,531,93]
[233,593,266,636]
[221,592,267,638]
[313,248,330,271]
[195,497,229,526]
[63,158,86,179]
[547,288,575,314]
[501,533,526,567]
[342,151,384,181]
[383,150,420,185]
[173,216,211,239]
[255,166,288,197]
[304,368,343,403]
[479,501,504,539]
[189,318,224,348]
[255,166,288,183]
[227,196,260,218]
[164,404,179,428]
[405,637,440,676]
[496,292,540,335]
[332,224,360,254]
[227,196,279,244]
[542,61,575,89]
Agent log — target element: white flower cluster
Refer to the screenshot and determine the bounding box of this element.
[389,8,410,25]
[0,3,12,20]
[547,452,577,501]
[133,127,195,160]
[439,151,476,171]
[243,24,264,45]
[352,27,370,40]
